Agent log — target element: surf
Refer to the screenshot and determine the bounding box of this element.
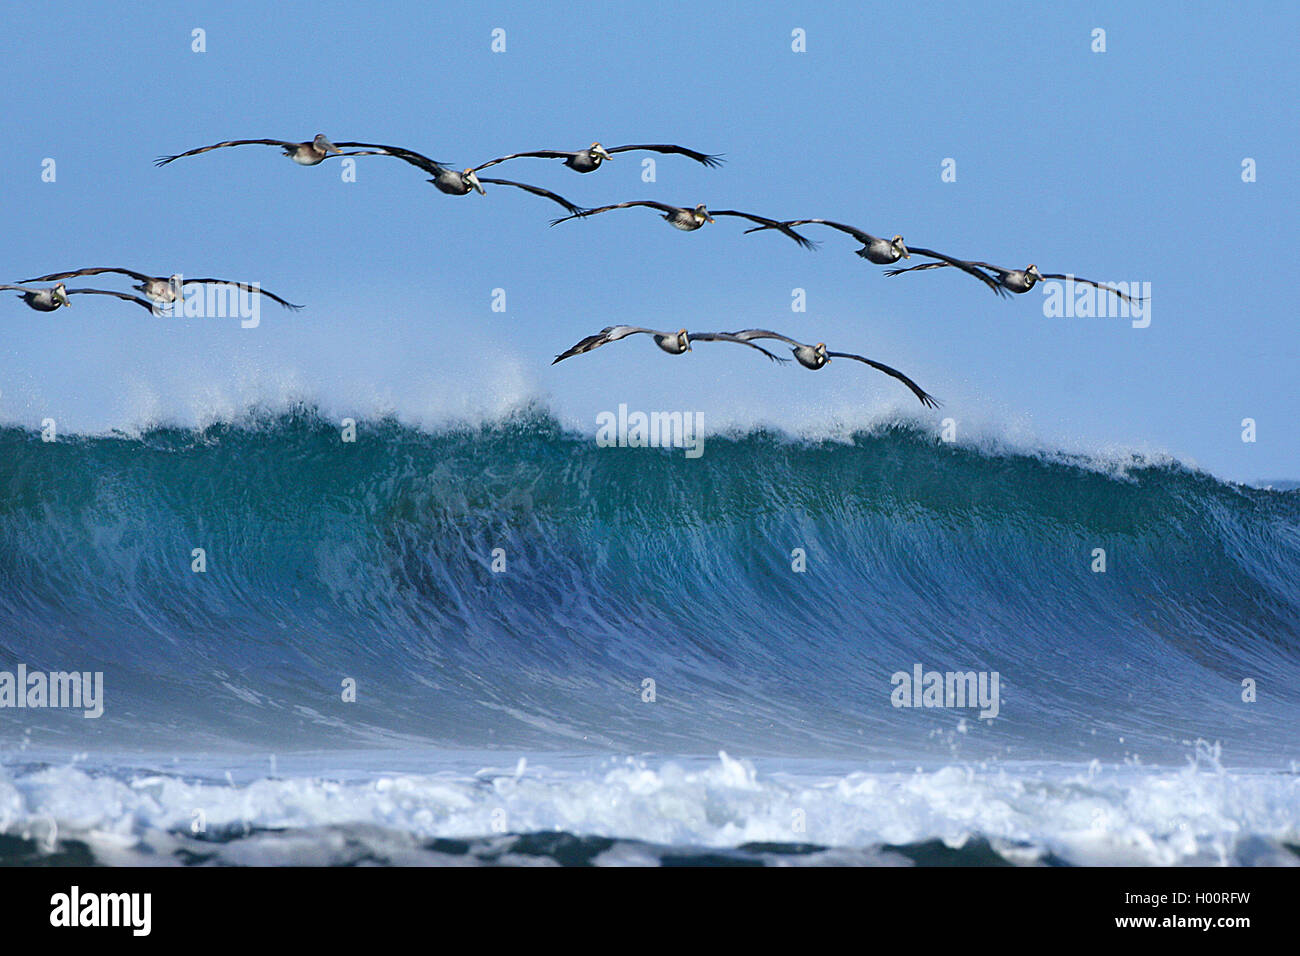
[0,409,1296,766]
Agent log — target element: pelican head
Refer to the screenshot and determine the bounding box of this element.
[693,204,714,224]
[678,328,691,352]
[464,169,486,194]
[313,134,342,156]
[53,283,70,308]
[892,235,910,259]
[591,142,614,162]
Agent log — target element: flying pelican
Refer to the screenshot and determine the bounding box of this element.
[742,219,1008,296]
[552,326,791,364]
[722,329,939,408]
[21,268,303,309]
[550,202,815,249]
[1,283,154,312]
[885,260,1143,305]
[326,143,587,214]
[472,142,723,174]
[154,134,393,167]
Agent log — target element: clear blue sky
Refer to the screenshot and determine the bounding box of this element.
[2,1,1296,481]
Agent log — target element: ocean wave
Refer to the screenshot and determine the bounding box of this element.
[1,413,1297,765]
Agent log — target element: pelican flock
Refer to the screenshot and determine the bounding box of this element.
[12,129,1143,410]
[552,326,791,364]
[22,268,303,309]
[553,324,934,407]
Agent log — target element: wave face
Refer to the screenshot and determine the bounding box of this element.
[2,411,1297,767]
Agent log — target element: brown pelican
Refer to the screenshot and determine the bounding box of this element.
[22,268,303,309]
[326,143,586,214]
[472,142,723,174]
[154,134,393,167]
[1,283,154,312]
[552,326,791,364]
[550,202,815,249]
[743,219,1008,296]
[885,260,1143,305]
[723,329,939,408]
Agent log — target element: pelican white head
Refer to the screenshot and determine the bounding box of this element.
[313,134,342,156]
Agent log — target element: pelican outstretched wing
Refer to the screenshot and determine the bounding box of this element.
[721,328,806,349]
[711,211,817,250]
[477,178,586,215]
[552,325,667,364]
[183,279,304,310]
[471,150,577,172]
[550,201,682,227]
[902,248,1009,297]
[64,288,157,312]
[885,261,945,277]
[826,351,939,408]
[23,266,153,283]
[154,139,301,166]
[885,259,1008,279]
[744,218,876,244]
[1039,273,1145,305]
[687,331,791,362]
[336,143,452,175]
[606,144,724,167]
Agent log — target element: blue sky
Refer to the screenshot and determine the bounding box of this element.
[1,0,1296,481]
